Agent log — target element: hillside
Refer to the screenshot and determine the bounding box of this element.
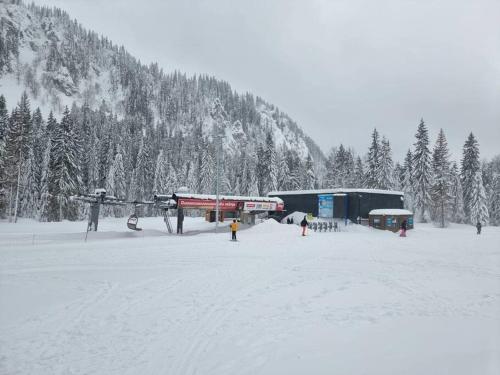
[1,2,324,152]
[0,1,324,161]
[0,1,328,219]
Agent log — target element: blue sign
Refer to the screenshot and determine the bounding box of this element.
[318,194,333,218]
[408,217,413,225]
[386,217,393,226]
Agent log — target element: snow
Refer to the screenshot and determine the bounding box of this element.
[369,209,413,215]
[257,104,309,159]
[1,219,499,374]
[268,188,404,196]
[282,211,308,224]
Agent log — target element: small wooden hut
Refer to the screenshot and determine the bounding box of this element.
[368,209,413,232]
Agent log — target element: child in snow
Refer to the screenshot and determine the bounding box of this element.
[230,219,239,241]
[476,221,482,235]
[400,219,407,237]
[300,216,308,236]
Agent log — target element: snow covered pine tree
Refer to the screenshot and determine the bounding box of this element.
[412,119,432,222]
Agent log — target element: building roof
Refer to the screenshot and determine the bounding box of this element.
[268,188,404,196]
[174,193,283,204]
[369,209,413,215]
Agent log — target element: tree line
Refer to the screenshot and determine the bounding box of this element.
[0,92,318,221]
[1,92,498,227]
[324,120,497,227]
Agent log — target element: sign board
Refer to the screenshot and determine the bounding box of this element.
[243,201,277,211]
[178,198,284,212]
[408,217,413,226]
[178,198,238,211]
[386,217,393,226]
[318,194,334,218]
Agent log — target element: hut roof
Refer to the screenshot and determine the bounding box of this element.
[369,209,413,215]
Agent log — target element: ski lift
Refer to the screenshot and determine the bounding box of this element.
[127,214,142,231]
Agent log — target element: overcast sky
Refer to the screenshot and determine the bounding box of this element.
[35,0,499,160]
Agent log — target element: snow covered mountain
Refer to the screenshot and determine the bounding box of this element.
[0,0,324,163]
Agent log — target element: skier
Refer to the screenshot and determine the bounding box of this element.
[89,202,99,231]
[300,216,308,236]
[476,221,482,235]
[230,219,239,241]
[400,219,407,237]
[177,208,184,234]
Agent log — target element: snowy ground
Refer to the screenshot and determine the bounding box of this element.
[1,218,499,374]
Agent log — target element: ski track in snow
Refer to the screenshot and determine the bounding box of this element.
[0,219,499,374]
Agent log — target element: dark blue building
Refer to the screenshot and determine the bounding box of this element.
[268,188,404,222]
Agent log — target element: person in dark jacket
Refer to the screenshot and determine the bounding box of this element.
[400,219,407,237]
[476,221,482,235]
[177,208,184,234]
[300,216,308,236]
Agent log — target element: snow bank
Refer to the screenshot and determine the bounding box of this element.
[1,220,499,374]
[282,211,308,224]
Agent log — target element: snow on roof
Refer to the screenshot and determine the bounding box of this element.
[268,188,404,196]
[369,209,413,215]
[174,193,283,204]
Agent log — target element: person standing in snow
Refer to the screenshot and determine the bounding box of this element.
[300,216,308,236]
[230,219,239,241]
[177,208,184,234]
[476,221,482,235]
[400,219,407,237]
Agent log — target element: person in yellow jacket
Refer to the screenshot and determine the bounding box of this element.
[230,219,239,241]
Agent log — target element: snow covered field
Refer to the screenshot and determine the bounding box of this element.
[1,218,499,374]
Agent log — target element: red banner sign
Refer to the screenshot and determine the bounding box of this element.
[177,197,284,211]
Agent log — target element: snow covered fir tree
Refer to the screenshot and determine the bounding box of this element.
[0,1,499,227]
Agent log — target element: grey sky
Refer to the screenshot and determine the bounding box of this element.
[35,0,499,161]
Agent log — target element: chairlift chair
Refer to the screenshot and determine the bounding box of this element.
[127,214,142,231]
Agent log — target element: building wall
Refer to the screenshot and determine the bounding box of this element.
[270,194,318,217]
[356,193,404,219]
